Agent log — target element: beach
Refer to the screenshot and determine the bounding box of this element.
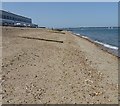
[2,27,118,104]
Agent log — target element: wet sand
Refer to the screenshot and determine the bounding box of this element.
[2,27,118,104]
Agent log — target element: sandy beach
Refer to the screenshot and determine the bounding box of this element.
[2,27,118,104]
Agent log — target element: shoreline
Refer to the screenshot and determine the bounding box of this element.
[68,31,119,58]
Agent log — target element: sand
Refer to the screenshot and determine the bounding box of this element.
[1,27,118,104]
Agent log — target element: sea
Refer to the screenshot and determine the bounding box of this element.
[63,27,119,57]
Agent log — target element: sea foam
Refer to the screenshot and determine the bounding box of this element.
[74,33,118,50]
[94,41,118,50]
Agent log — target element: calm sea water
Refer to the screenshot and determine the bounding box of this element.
[65,27,118,50]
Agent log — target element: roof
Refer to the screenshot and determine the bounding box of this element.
[0,10,31,20]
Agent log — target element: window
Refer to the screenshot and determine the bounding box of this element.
[9,16,11,20]
[7,16,9,19]
[2,15,6,19]
[2,15,4,19]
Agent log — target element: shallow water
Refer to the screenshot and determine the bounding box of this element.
[67,27,118,48]
[64,27,119,56]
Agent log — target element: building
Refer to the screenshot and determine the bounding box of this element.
[0,10,38,28]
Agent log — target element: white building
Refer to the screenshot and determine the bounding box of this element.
[0,10,38,28]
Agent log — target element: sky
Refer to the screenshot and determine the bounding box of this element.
[2,2,118,28]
